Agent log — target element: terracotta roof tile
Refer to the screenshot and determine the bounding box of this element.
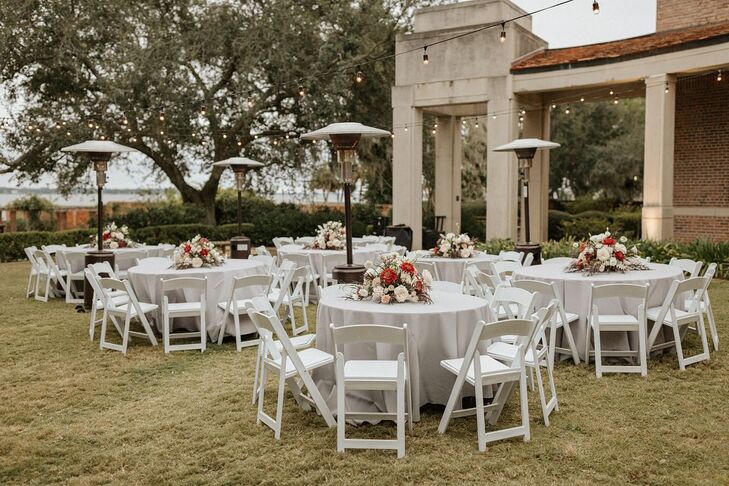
[511,22,729,73]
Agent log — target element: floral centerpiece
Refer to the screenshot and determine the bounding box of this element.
[310,220,346,250]
[566,229,648,275]
[431,232,476,259]
[173,235,224,269]
[348,253,432,304]
[90,222,135,249]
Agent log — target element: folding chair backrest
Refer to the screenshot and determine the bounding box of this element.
[522,253,534,267]
[512,279,557,300]
[590,283,649,301]
[476,318,536,369]
[85,268,106,303]
[234,274,273,293]
[272,237,294,249]
[255,245,272,257]
[42,244,67,253]
[676,276,710,312]
[413,261,439,281]
[669,257,703,278]
[33,249,51,272]
[89,261,117,279]
[99,277,129,294]
[289,266,310,298]
[330,323,408,361]
[491,260,522,280]
[364,243,389,253]
[498,250,524,263]
[294,236,315,246]
[247,309,282,360]
[25,246,39,267]
[492,285,537,319]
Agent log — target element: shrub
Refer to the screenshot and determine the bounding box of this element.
[541,238,578,259]
[114,202,206,228]
[476,238,515,255]
[0,229,94,262]
[461,202,486,240]
[562,196,619,214]
[548,210,574,240]
[131,223,254,245]
[612,211,641,238]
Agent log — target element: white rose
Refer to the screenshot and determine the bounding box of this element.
[460,249,470,258]
[590,234,602,242]
[192,257,203,268]
[394,285,409,303]
[371,277,381,287]
[109,241,119,249]
[439,244,449,254]
[615,243,627,253]
[372,286,384,300]
[609,257,617,266]
[358,288,368,297]
[619,236,627,243]
[597,247,610,262]
[351,292,360,301]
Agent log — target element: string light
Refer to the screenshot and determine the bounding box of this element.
[609,89,614,95]
[664,84,669,94]
[390,133,394,139]
[492,114,497,120]
[551,104,557,109]
[718,70,723,82]
[355,68,365,84]
[122,118,128,125]
[474,120,479,128]
[500,23,506,43]
[422,46,429,65]
[200,105,207,115]
[613,96,619,105]
[87,122,94,128]
[159,130,164,135]
[564,105,571,114]
[431,128,436,135]
[298,86,305,97]
[159,113,165,122]
[580,97,585,102]
[404,125,408,132]
[592,1,600,14]
[222,133,227,139]
[237,141,242,146]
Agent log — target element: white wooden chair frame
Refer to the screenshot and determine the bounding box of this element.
[269,264,310,336]
[696,263,719,351]
[413,260,441,281]
[85,269,129,341]
[498,250,524,263]
[217,274,273,351]
[330,323,413,459]
[247,307,336,440]
[586,283,649,377]
[24,246,39,298]
[647,276,711,370]
[461,261,494,295]
[161,276,207,353]
[99,277,158,354]
[488,260,522,285]
[320,253,347,288]
[279,252,318,302]
[33,249,67,302]
[114,250,147,279]
[272,237,294,250]
[438,315,542,452]
[57,250,86,304]
[669,257,703,278]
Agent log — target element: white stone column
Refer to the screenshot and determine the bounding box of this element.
[434,116,462,233]
[520,96,550,242]
[392,86,424,248]
[642,74,676,240]
[486,97,519,240]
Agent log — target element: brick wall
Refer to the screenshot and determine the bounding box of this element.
[673,74,729,242]
[657,0,729,31]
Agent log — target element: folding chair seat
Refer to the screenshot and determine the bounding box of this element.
[586,283,649,377]
[331,323,413,458]
[161,277,207,353]
[217,274,273,351]
[647,275,711,370]
[246,301,335,440]
[99,277,158,354]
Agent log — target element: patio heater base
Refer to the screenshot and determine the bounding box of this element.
[230,235,251,259]
[332,263,366,285]
[515,242,542,266]
[84,251,115,310]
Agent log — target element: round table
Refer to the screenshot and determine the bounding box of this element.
[315,285,491,421]
[512,263,684,359]
[128,259,266,340]
[419,253,500,283]
[57,245,166,273]
[277,244,382,280]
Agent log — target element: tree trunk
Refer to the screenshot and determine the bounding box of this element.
[202,193,217,225]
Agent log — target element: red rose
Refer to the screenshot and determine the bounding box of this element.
[414,279,423,291]
[603,237,616,246]
[380,268,398,286]
[184,243,192,253]
[615,251,624,261]
[102,232,111,240]
[200,248,209,257]
[399,262,415,274]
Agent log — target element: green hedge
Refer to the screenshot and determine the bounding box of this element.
[0,229,94,262]
[131,223,253,245]
[549,209,641,240]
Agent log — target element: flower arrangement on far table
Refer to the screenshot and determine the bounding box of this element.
[90,221,135,249]
[310,220,346,250]
[566,229,648,275]
[173,235,224,269]
[431,232,476,259]
[348,253,432,304]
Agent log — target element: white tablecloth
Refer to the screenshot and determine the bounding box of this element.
[57,246,166,273]
[418,253,500,283]
[128,259,266,340]
[315,285,491,421]
[277,244,381,279]
[512,263,684,359]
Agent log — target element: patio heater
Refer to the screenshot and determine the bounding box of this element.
[301,122,390,284]
[493,138,560,265]
[61,140,137,309]
[212,157,264,259]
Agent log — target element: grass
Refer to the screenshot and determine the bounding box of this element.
[1,260,728,484]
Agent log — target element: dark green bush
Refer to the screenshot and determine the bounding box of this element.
[0,229,94,262]
[562,196,620,214]
[612,211,642,238]
[548,210,574,240]
[461,202,486,240]
[131,223,253,245]
[114,202,207,228]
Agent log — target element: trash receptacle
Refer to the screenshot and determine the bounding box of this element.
[384,224,413,251]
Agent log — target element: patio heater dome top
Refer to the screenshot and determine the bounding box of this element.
[212,157,264,168]
[61,140,137,153]
[493,138,560,152]
[300,122,391,140]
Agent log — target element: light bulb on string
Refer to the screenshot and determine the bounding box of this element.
[580,97,585,102]
[592,1,600,14]
[551,104,557,109]
[422,46,429,65]
[390,133,394,139]
[237,141,242,146]
[355,68,365,84]
[87,122,94,128]
[200,105,207,115]
[518,116,524,122]
[404,125,408,132]
[222,133,227,139]
[159,113,165,122]
[500,23,506,43]
[613,96,619,105]
[474,120,479,128]
[718,70,723,82]
[159,130,164,135]
[609,89,614,95]
[298,86,305,97]
[431,128,436,135]
[492,114,497,120]
[122,118,128,125]
[565,105,571,114]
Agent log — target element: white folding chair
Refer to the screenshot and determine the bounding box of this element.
[114,250,146,279]
[438,313,543,452]
[33,249,67,302]
[320,253,347,287]
[249,254,276,273]
[255,245,272,257]
[647,276,711,370]
[487,302,560,425]
[669,257,703,278]
[691,263,718,351]
[272,237,294,249]
[57,250,86,304]
[161,277,207,353]
[280,252,319,301]
[498,250,524,263]
[522,253,534,267]
[330,323,413,459]
[294,236,315,246]
[99,277,158,354]
[461,261,493,295]
[247,306,336,440]
[23,246,40,298]
[512,279,580,365]
[586,283,649,377]
[490,285,537,321]
[488,260,522,285]
[247,297,315,404]
[88,261,120,280]
[413,260,440,281]
[41,244,67,254]
[218,274,273,351]
[85,268,128,341]
[136,257,172,267]
[268,263,310,336]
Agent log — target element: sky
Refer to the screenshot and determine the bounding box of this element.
[1,0,657,191]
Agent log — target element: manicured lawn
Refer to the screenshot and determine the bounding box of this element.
[1,261,728,484]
